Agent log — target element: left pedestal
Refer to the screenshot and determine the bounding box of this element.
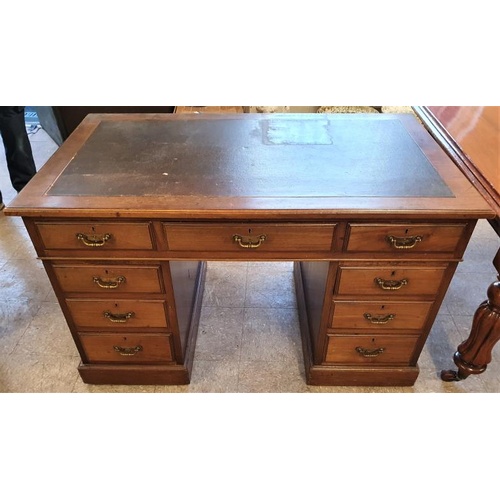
[77,261,207,385]
[25,216,206,385]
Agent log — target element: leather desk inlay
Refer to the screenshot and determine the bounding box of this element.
[5,113,494,387]
[48,117,453,198]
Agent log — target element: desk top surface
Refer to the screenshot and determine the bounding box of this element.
[6,113,494,220]
[421,106,499,214]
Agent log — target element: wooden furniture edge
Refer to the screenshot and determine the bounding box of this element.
[413,105,499,232]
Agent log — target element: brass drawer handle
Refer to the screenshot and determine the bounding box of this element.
[355,346,385,358]
[363,313,395,324]
[76,232,112,247]
[93,275,126,289]
[113,345,143,356]
[374,277,408,291]
[104,311,135,323]
[232,234,267,249]
[386,235,423,249]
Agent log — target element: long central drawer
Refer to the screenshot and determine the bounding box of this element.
[162,223,337,256]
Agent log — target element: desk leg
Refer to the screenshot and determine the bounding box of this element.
[441,248,500,381]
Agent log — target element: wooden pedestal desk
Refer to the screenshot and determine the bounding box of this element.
[5,113,494,386]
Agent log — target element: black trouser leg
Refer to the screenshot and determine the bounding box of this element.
[0,107,37,203]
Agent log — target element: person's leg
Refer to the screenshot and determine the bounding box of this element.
[0,137,4,208]
[0,106,37,193]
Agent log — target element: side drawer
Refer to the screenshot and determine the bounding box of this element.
[330,300,433,331]
[336,264,447,297]
[345,223,466,253]
[66,299,170,329]
[79,333,174,364]
[162,223,336,255]
[325,335,419,365]
[52,264,164,294]
[35,222,155,250]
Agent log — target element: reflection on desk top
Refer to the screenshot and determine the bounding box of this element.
[424,106,499,214]
[6,113,495,220]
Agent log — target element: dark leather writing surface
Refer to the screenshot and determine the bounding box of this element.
[49,116,453,198]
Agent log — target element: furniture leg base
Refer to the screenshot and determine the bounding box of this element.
[78,363,191,385]
[304,364,420,386]
[440,351,488,381]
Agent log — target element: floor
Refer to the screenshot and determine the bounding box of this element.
[0,119,499,393]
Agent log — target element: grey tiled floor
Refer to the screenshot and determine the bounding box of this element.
[0,127,499,393]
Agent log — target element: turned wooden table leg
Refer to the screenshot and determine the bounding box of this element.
[442,248,500,382]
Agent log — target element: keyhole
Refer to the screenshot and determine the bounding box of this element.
[405,228,409,235]
[391,270,396,276]
[381,305,385,310]
[248,228,252,234]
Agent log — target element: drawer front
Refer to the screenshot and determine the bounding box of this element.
[330,301,433,330]
[325,335,419,364]
[345,223,466,253]
[52,264,164,294]
[66,299,169,329]
[79,333,173,363]
[336,265,447,297]
[163,223,336,254]
[36,222,155,250]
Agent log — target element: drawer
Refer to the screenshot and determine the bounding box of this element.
[52,264,164,294]
[330,300,433,330]
[35,222,155,250]
[345,223,466,253]
[325,335,419,364]
[66,299,170,329]
[79,333,174,364]
[336,264,447,297]
[162,223,336,254]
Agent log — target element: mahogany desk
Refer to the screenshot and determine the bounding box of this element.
[5,113,494,386]
[414,106,500,381]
